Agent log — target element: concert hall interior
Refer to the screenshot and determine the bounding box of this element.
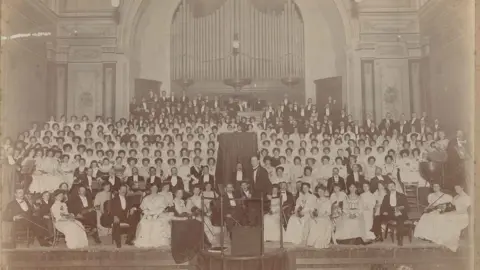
[0,0,475,269]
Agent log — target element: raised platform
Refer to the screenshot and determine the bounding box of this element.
[2,238,471,270]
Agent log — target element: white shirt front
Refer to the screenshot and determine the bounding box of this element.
[149,176,156,184]
[119,195,126,210]
[389,192,397,207]
[17,199,29,212]
[109,176,115,186]
[353,172,359,182]
[253,167,258,183]
[236,171,243,181]
[80,196,88,208]
[280,191,287,203]
[203,174,209,183]
[171,176,178,186]
[227,192,236,206]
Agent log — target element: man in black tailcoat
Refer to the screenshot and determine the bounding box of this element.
[110,185,141,248]
[3,188,51,247]
[246,156,272,226]
[379,182,409,246]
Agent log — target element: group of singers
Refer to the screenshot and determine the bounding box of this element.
[1,92,470,253]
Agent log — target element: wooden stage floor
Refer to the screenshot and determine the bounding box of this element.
[2,235,471,270]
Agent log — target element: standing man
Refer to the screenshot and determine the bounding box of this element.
[247,156,272,226]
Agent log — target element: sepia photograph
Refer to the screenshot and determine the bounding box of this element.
[0,0,476,269]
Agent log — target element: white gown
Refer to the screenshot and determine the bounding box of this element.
[135,194,173,248]
[334,195,365,241]
[285,193,316,245]
[30,158,63,193]
[187,195,219,244]
[51,201,88,249]
[360,191,376,241]
[398,158,429,187]
[414,192,468,251]
[263,197,285,242]
[305,197,332,248]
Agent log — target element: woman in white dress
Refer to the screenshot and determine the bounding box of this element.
[50,189,88,249]
[202,182,218,213]
[305,185,332,248]
[398,150,429,187]
[135,184,172,248]
[414,183,453,241]
[30,150,63,193]
[334,183,365,244]
[360,182,376,242]
[285,183,316,245]
[59,155,75,187]
[158,183,174,207]
[263,185,285,242]
[94,182,112,236]
[372,182,387,241]
[415,184,470,251]
[187,185,217,244]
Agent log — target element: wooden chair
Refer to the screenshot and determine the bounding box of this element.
[50,212,65,247]
[404,183,420,213]
[111,222,131,244]
[384,211,421,244]
[384,219,415,244]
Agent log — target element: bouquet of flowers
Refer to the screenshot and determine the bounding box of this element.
[295,206,304,218]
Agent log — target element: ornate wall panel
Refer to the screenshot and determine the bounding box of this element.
[374,59,410,121]
[103,63,116,119]
[56,64,68,118]
[408,59,421,114]
[67,63,103,119]
[361,60,375,121]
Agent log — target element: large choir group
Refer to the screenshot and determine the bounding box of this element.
[1,91,470,252]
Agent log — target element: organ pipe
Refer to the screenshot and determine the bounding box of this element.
[170,0,304,82]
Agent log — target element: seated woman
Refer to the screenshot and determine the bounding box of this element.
[94,182,112,237]
[397,149,429,187]
[173,189,212,247]
[285,182,316,245]
[50,189,89,249]
[414,183,459,248]
[30,150,63,193]
[305,185,332,248]
[415,184,470,252]
[334,183,365,245]
[187,185,218,244]
[135,184,172,248]
[263,184,285,242]
[360,182,376,243]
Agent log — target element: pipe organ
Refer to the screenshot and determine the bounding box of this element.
[170,0,304,91]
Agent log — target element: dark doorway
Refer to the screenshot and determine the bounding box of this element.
[314,76,342,111]
[134,79,162,100]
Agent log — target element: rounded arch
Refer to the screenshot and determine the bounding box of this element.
[118,0,360,100]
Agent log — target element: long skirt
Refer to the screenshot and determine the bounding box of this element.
[414,211,468,252]
[305,216,332,248]
[263,213,285,242]
[54,220,89,249]
[362,210,375,241]
[285,215,308,245]
[135,214,172,248]
[196,216,219,245]
[334,214,364,241]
